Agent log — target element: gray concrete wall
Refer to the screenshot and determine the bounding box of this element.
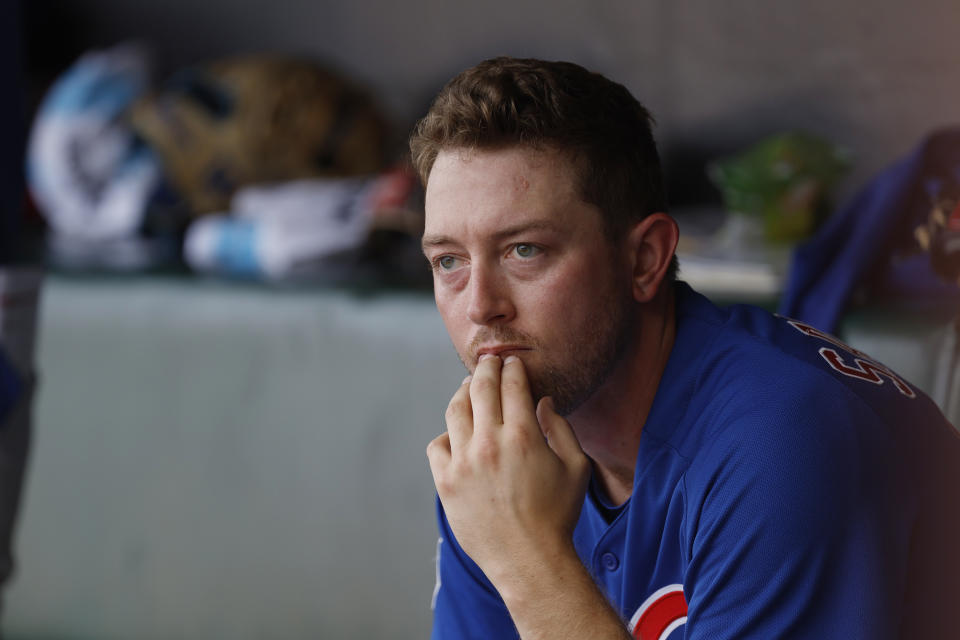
[4,277,464,639]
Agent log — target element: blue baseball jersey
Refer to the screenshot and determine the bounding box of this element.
[431,282,960,639]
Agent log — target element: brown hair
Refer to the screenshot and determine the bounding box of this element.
[410,56,675,278]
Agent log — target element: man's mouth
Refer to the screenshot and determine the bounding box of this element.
[474,345,531,361]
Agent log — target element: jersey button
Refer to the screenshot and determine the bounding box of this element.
[601,552,619,571]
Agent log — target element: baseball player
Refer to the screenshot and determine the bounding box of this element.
[411,57,960,639]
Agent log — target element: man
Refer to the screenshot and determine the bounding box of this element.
[411,57,960,639]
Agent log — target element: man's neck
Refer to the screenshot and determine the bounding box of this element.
[567,285,677,506]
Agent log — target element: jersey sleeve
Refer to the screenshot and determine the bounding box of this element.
[679,383,914,639]
[430,496,520,640]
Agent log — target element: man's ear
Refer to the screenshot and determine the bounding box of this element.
[624,213,679,303]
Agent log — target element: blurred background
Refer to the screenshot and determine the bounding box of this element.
[1,1,960,638]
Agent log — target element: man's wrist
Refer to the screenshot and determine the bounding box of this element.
[485,535,579,605]
[490,540,631,640]
[496,540,612,613]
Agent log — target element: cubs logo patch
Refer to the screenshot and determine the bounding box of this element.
[629,584,687,640]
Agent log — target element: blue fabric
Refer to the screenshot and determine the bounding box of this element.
[431,282,960,638]
[0,348,21,427]
[779,128,960,333]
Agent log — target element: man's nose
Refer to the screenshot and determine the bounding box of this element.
[466,263,515,326]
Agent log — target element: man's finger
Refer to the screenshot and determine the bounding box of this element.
[469,354,503,428]
[501,355,537,431]
[426,432,453,494]
[426,432,452,465]
[535,396,585,462]
[445,375,474,452]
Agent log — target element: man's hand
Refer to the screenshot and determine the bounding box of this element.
[427,354,634,639]
[426,353,590,592]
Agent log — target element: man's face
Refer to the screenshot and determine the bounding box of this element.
[422,146,635,415]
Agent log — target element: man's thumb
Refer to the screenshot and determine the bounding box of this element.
[536,397,583,460]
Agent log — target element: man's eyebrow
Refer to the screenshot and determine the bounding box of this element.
[421,234,456,251]
[421,220,562,252]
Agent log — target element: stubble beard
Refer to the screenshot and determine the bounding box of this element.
[532,292,634,416]
[460,282,635,418]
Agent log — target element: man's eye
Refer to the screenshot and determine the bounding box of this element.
[514,244,540,258]
[437,255,458,271]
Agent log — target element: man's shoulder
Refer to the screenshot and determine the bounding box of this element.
[675,284,940,430]
[672,283,847,392]
[664,285,956,493]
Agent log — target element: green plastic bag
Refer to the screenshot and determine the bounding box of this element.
[708,132,851,243]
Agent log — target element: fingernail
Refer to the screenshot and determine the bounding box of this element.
[462,375,472,385]
[503,355,519,364]
[479,353,496,362]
